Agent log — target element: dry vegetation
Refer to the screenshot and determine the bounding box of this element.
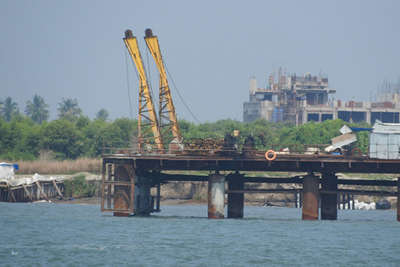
[14,158,101,174]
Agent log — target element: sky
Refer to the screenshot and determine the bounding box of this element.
[0,0,399,122]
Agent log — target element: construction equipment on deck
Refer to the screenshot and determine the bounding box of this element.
[144,29,182,146]
[124,30,163,151]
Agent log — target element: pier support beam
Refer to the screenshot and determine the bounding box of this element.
[227,173,244,218]
[302,174,319,220]
[321,172,338,220]
[397,177,400,222]
[134,174,153,216]
[208,173,225,219]
[113,164,134,217]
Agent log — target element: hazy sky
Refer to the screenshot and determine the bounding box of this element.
[1,0,399,122]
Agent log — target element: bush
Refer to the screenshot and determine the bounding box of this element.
[64,174,96,198]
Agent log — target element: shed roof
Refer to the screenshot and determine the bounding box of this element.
[372,120,400,134]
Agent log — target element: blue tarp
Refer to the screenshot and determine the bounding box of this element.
[0,163,18,170]
[350,127,373,132]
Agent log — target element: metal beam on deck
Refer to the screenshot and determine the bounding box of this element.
[103,155,400,173]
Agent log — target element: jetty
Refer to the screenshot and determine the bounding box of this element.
[101,151,400,221]
[0,177,64,202]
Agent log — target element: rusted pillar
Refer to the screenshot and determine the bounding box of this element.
[113,164,134,217]
[302,174,319,220]
[321,172,337,220]
[227,173,244,218]
[155,182,161,212]
[208,173,225,219]
[134,173,153,216]
[397,177,400,222]
[106,164,112,210]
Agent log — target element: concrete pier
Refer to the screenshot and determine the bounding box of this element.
[321,172,338,220]
[208,173,225,219]
[227,173,244,218]
[302,174,319,220]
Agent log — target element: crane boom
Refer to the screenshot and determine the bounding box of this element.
[123,30,164,151]
[144,28,182,143]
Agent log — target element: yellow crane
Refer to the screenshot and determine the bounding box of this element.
[144,28,182,144]
[123,29,163,151]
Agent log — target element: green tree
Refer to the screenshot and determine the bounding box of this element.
[1,97,19,122]
[76,116,90,130]
[81,119,108,157]
[0,116,39,160]
[25,94,49,124]
[41,119,83,159]
[93,118,136,155]
[95,108,109,121]
[57,98,82,121]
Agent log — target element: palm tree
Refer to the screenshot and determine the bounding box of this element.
[25,94,49,124]
[1,97,19,122]
[58,98,82,121]
[95,108,109,121]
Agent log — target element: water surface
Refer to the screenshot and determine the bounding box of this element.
[1,203,399,266]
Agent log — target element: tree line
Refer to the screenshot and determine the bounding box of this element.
[0,95,370,160]
[0,95,109,123]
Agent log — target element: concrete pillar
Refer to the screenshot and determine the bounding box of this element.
[397,178,400,222]
[227,173,244,218]
[366,111,371,125]
[321,172,337,220]
[208,173,225,219]
[302,111,308,124]
[302,174,319,220]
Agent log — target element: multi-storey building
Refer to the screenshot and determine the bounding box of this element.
[243,71,400,125]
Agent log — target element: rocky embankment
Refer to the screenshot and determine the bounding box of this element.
[157,181,298,206]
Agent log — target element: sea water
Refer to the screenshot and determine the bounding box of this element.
[1,203,399,266]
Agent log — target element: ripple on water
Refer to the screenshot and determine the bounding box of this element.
[0,203,399,266]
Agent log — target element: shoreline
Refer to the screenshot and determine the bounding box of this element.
[51,197,284,207]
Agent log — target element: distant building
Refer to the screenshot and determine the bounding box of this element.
[243,70,400,125]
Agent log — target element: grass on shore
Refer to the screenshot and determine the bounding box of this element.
[12,158,101,175]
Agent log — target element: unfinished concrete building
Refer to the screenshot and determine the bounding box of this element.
[243,71,400,125]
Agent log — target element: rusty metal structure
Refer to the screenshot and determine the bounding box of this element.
[101,150,400,221]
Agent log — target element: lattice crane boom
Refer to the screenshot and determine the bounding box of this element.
[144,28,182,143]
[123,29,164,151]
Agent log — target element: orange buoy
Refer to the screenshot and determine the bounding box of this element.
[265,150,277,161]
